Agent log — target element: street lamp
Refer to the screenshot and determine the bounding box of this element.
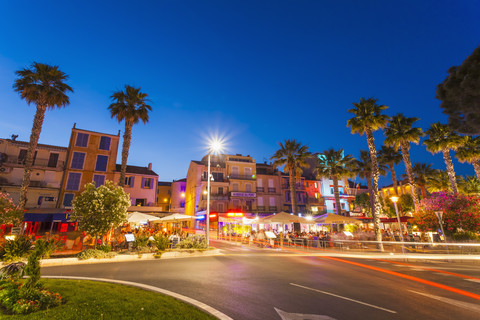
[390,196,405,254]
[206,138,224,246]
[435,211,449,254]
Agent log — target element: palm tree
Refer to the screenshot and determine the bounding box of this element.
[458,176,480,195]
[378,146,403,195]
[13,62,73,210]
[455,136,480,180]
[353,150,387,215]
[384,114,424,211]
[271,140,311,215]
[316,149,356,216]
[109,85,152,187]
[410,162,435,199]
[424,123,464,194]
[426,169,452,193]
[347,97,389,248]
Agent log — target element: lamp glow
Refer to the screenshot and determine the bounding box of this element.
[390,196,399,203]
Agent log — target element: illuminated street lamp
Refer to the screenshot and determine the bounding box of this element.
[390,196,405,254]
[206,138,224,246]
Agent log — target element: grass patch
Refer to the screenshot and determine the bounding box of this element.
[3,279,216,320]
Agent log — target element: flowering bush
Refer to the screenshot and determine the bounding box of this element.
[77,249,117,260]
[0,279,62,314]
[176,236,208,249]
[413,192,480,235]
[0,191,23,227]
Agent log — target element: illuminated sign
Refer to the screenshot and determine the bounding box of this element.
[196,215,205,219]
[230,192,256,197]
[227,212,243,217]
[209,214,216,218]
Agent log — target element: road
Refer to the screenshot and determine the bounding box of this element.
[42,241,480,319]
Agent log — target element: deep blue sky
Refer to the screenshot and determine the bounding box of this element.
[0,1,479,186]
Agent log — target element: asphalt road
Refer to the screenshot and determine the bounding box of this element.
[42,241,480,320]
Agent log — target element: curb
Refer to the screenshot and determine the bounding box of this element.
[43,276,233,320]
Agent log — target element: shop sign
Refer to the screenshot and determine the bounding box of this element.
[231,192,256,197]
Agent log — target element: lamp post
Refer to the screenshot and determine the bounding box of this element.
[390,196,405,254]
[206,138,223,246]
[435,211,449,255]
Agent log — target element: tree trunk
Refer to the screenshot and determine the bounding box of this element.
[365,128,383,250]
[19,104,47,211]
[389,162,399,195]
[366,174,374,216]
[442,148,458,194]
[420,185,427,199]
[119,120,133,187]
[332,175,342,216]
[400,142,420,212]
[472,161,480,181]
[289,168,297,215]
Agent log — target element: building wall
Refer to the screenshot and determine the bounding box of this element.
[225,154,256,212]
[170,180,186,213]
[156,183,172,211]
[320,177,355,214]
[59,127,120,208]
[115,171,157,207]
[0,138,67,208]
[255,171,283,215]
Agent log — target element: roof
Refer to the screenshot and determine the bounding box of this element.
[3,139,67,151]
[158,181,172,186]
[73,125,120,137]
[115,164,158,176]
[173,178,187,182]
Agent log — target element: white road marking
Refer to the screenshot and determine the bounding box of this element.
[43,276,233,320]
[410,268,426,271]
[409,290,480,313]
[275,307,336,320]
[290,283,397,314]
[434,273,450,276]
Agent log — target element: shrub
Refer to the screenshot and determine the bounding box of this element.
[77,249,110,260]
[452,231,479,241]
[176,236,208,249]
[34,238,64,259]
[0,236,32,262]
[97,244,112,253]
[132,236,151,253]
[0,261,26,280]
[152,235,170,251]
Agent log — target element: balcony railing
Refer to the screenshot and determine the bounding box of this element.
[282,184,305,190]
[201,194,229,200]
[201,176,227,182]
[2,156,64,169]
[267,188,276,193]
[256,187,265,192]
[228,174,256,180]
[254,206,278,213]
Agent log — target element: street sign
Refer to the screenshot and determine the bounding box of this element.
[10,227,21,235]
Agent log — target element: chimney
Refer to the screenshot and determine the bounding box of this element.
[148,163,152,170]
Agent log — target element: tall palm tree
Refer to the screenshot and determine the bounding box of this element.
[354,150,387,215]
[410,162,435,199]
[316,149,356,216]
[13,62,73,210]
[384,114,424,211]
[455,136,480,180]
[271,140,311,215]
[347,97,389,248]
[424,123,464,194]
[109,85,152,187]
[458,176,480,195]
[426,169,452,193]
[378,146,403,195]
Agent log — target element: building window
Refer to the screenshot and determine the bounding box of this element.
[285,191,290,202]
[93,174,106,187]
[18,149,27,164]
[142,178,153,189]
[218,203,224,212]
[76,133,89,147]
[244,167,252,177]
[341,203,345,209]
[258,197,264,206]
[232,199,240,208]
[212,172,224,181]
[63,193,74,207]
[330,187,334,194]
[232,183,239,192]
[136,199,146,206]
[99,136,111,150]
[245,183,252,192]
[269,197,275,206]
[48,153,59,168]
[315,193,319,199]
[66,172,81,191]
[257,179,262,187]
[231,166,239,176]
[71,152,85,169]
[218,187,224,195]
[95,155,108,172]
[333,203,336,209]
[314,182,318,188]
[125,176,135,187]
[312,207,318,212]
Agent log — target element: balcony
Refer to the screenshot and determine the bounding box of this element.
[254,206,278,213]
[282,184,305,190]
[201,176,228,182]
[2,156,64,170]
[267,187,276,193]
[229,191,256,197]
[228,174,256,180]
[201,193,229,200]
[256,187,264,192]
